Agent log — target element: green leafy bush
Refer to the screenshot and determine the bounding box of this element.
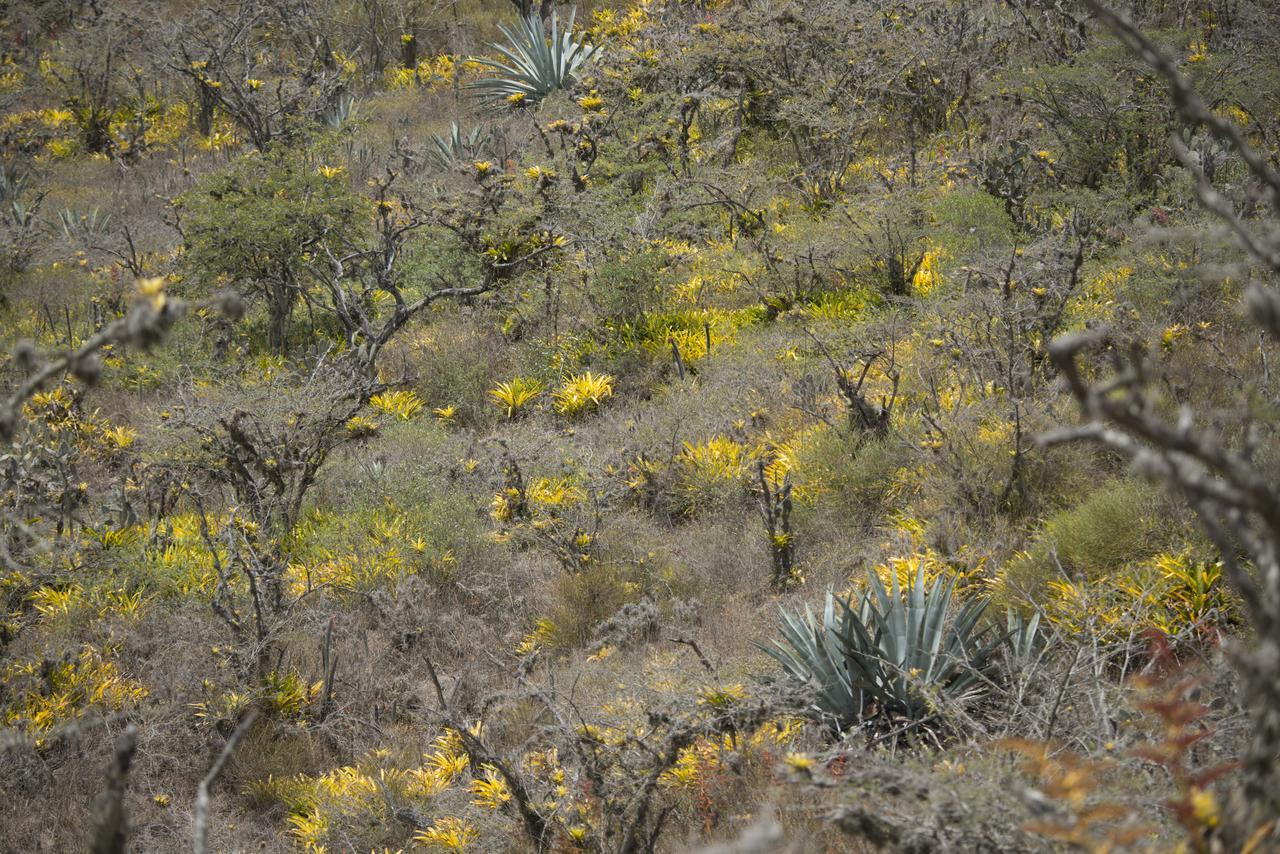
[998,478,1185,606]
[176,144,364,353]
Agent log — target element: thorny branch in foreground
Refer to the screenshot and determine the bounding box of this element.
[87,724,137,854]
[194,710,259,854]
[422,653,788,854]
[1040,2,1280,842]
[1044,328,1280,838]
[1,282,238,572]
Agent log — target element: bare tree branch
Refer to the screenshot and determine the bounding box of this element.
[194,710,259,854]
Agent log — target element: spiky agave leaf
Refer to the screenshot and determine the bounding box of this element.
[324,93,356,130]
[759,594,864,726]
[1005,608,1043,660]
[465,11,601,105]
[762,571,1014,729]
[426,122,487,171]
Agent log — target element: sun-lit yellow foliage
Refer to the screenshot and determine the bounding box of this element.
[285,809,330,852]
[660,717,802,790]
[1022,549,1234,641]
[1161,323,1189,349]
[528,476,587,508]
[29,583,146,624]
[675,436,747,501]
[552,371,615,416]
[264,670,321,719]
[5,4,1259,851]
[589,2,652,41]
[1070,264,1131,324]
[803,288,873,322]
[414,817,478,850]
[138,512,230,595]
[1152,552,1230,622]
[85,523,142,550]
[671,268,743,304]
[469,765,512,809]
[912,246,945,295]
[697,683,746,708]
[29,584,83,619]
[279,766,381,850]
[516,617,556,656]
[864,550,971,592]
[2,645,147,739]
[344,414,380,437]
[0,57,24,93]
[384,52,482,91]
[190,688,252,724]
[283,505,443,597]
[99,424,138,451]
[22,383,144,459]
[784,752,816,772]
[525,165,557,184]
[489,487,524,523]
[425,748,469,783]
[904,368,994,414]
[683,436,747,481]
[624,454,665,495]
[488,377,545,418]
[615,306,759,365]
[757,423,829,502]
[369,389,424,420]
[250,737,492,852]
[404,765,452,799]
[622,435,758,515]
[490,468,596,567]
[976,418,1015,449]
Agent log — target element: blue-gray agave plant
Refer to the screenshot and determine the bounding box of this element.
[426,122,488,171]
[465,11,601,105]
[1005,608,1043,661]
[760,566,1015,729]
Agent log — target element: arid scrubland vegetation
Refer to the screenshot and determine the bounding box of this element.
[3,0,1280,850]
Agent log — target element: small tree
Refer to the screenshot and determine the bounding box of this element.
[755,460,796,589]
[172,170,565,675]
[171,0,349,150]
[177,146,364,354]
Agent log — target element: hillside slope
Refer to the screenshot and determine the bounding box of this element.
[2,0,1280,850]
